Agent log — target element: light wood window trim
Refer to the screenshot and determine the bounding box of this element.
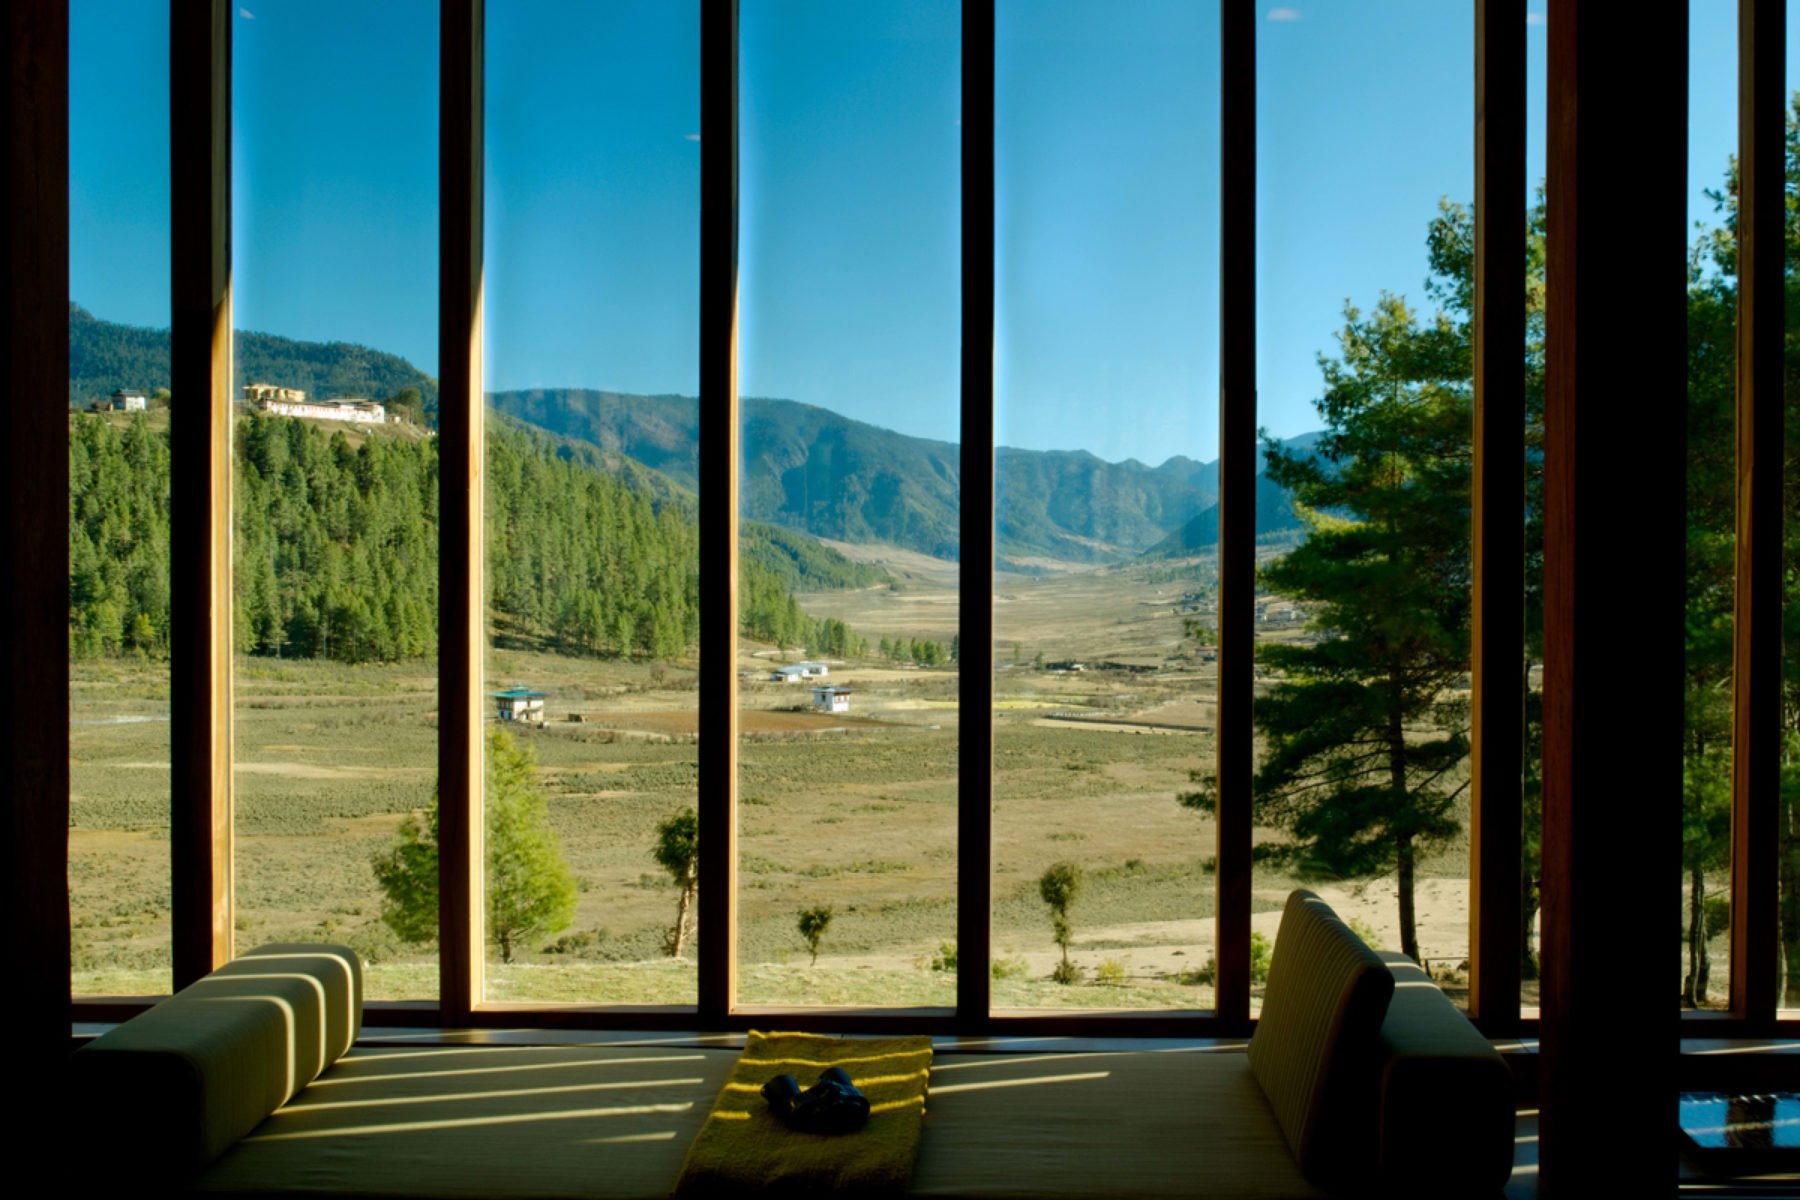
[68,0,1800,1049]
[439,0,486,1022]
[169,0,235,989]
[698,0,741,1025]
[1469,0,1527,1033]
[1213,0,1256,1031]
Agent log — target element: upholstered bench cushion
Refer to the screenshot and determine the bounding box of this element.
[192,1045,1325,1200]
[910,1049,1327,1199]
[1247,890,1395,1188]
[194,1044,739,1199]
[68,944,363,1178]
[1374,951,1515,1192]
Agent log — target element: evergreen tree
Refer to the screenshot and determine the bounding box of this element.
[653,807,699,959]
[797,904,833,968]
[1182,235,1474,964]
[372,728,577,963]
[1039,861,1085,984]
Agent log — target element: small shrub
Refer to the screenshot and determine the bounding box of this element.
[991,954,1029,981]
[798,905,834,967]
[928,941,957,972]
[1051,959,1083,985]
[1249,930,1273,985]
[1094,958,1127,986]
[1188,932,1273,988]
[1039,861,1086,979]
[1346,917,1382,949]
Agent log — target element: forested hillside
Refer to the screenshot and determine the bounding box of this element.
[69,304,439,416]
[741,521,887,593]
[71,411,861,663]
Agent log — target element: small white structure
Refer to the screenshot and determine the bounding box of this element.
[770,661,830,683]
[111,388,147,412]
[245,383,386,425]
[811,686,852,714]
[491,687,546,723]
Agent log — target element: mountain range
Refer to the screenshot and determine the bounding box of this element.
[70,306,1313,565]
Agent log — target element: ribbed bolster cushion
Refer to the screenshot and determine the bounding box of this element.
[1247,890,1395,1189]
[1373,952,1514,1193]
[66,944,362,1179]
[230,943,364,1063]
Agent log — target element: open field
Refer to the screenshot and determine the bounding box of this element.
[70,546,1697,1012]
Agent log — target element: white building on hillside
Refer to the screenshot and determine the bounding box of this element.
[244,382,386,425]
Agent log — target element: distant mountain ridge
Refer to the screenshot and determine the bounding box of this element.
[68,306,1313,564]
[487,387,1317,564]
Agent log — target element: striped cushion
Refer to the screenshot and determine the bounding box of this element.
[1247,890,1394,1188]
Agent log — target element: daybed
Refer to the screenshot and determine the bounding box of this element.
[66,890,1514,1198]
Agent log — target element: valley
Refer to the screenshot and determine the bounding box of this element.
[69,544,1488,1013]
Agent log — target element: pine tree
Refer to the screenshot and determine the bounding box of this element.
[1182,280,1472,965]
[372,728,577,963]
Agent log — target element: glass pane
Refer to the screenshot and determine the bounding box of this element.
[1682,0,1737,1011]
[231,2,439,1001]
[68,0,173,996]
[1780,0,1799,1017]
[482,1,700,1005]
[1254,1,1474,1011]
[992,0,1220,1011]
[1522,0,1548,1018]
[736,0,961,1007]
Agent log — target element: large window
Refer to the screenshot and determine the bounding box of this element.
[230,1,440,1001]
[482,0,701,1006]
[1252,1,1475,1011]
[1682,0,1740,1012]
[56,1,1799,1038]
[67,0,174,996]
[992,0,1220,1011]
[735,0,962,1008]
[1784,0,1800,1019]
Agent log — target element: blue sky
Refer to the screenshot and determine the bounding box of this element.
[71,0,1786,465]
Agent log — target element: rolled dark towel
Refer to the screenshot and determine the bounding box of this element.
[762,1066,871,1134]
[792,1073,870,1134]
[761,1073,802,1117]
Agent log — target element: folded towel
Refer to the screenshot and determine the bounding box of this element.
[671,1031,933,1198]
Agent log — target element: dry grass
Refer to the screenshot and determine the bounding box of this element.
[71,550,1605,1012]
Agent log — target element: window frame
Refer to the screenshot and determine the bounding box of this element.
[42,0,1798,1040]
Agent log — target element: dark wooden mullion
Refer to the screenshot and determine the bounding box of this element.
[7,0,73,1076]
[957,0,996,1033]
[439,0,485,1023]
[1214,0,1256,1032]
[1469,0,1526,1033]
[169,0,235,990]
[1729,0,1784,1029]
[698,0,740,1028]
[1539,0,1683,1189]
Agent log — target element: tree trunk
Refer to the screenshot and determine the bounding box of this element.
[1780,793,1798,1006]
[1684,865,1707,1007]
[1387,675,1418,963]
[1521,865,1539,981]
[671,875,695,959]
[1521,654,1539,981]
[1397,835,1418,964]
